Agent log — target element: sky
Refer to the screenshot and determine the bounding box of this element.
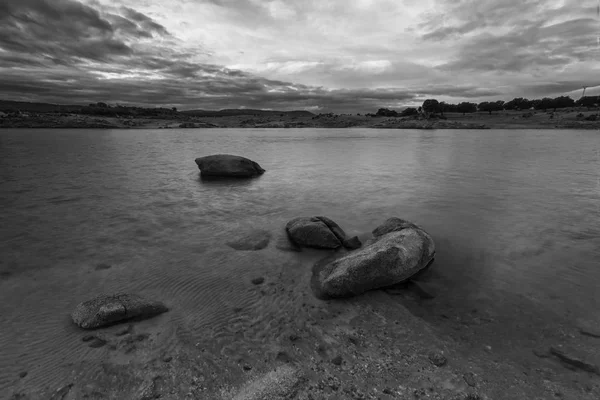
[1,0,600,112]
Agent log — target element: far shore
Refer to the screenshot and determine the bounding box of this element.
[1,108,600,130]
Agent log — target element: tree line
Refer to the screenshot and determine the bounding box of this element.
[373,95,600,117]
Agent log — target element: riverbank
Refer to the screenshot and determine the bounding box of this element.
[1,109,599,129]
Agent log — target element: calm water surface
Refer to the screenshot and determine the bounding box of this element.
[1,128,599,392]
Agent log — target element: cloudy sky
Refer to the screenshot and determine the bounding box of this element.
[1,0,600,112]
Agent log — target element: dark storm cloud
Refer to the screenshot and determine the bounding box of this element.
[0,0,170,67]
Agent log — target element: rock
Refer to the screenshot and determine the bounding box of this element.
[231,365,303,400]
[342,236,362,250]
[577,319,600,338]
[428,351,447,366]
[550,345,599,374]
[71,293,168,329]
[194,154,265,178]
[227,230,271,251]
[19,371,27,378]
[162,356,172,363]
[331,355,343,365]
[463,372,477,387]
[82,335,95,342]
[88,337,107,348]
[314,225,435,298]
[115,324,133,336]
[315,216,347,243]
[251,277,265,285]
[49,383,73,400]
[285,217,343,249]
[95,263,112,270]
[372,217,423,237]
[532,347,550,358]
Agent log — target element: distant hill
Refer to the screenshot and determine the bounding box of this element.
[0,100,83,113]
[180,109,315,117]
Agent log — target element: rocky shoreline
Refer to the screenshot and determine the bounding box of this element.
[6,155,600,400]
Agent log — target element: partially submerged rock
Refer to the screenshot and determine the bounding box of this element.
[72,293,168,329]
[226,230,272,251]
[286,217,342,249]
[285,216,359,250]
[195,154,265,178]
[314,219,435,298]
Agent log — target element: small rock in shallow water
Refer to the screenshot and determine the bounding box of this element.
[577,319,600,338]
[226,230,271,251]
[463,372,477,387]
[88,337,107,348]
[115,324,133,336]
[251,277,265,285]
[72,293,168,329]
[550,345,599,374]
[428,351,447,367]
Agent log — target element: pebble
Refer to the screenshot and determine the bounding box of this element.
[88,337,107,348]
[251,277,265,285]
[428,351,447,367]
[463,372,477,387]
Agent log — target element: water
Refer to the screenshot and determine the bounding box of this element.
[1,128,599,394]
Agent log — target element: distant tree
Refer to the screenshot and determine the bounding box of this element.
[552,96,575,111]
[504,97,532,110]
[534,97,554,111]
[576,96,600,109]
[422,99,440,115]
[376,108,399,117]
[400,107,419,117]
[456,102,477,115]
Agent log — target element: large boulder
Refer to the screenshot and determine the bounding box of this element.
[315,220,435,298]
[195,154,265,178]
[72,293,168,329]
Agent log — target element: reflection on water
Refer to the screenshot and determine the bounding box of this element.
[1,127,599,391]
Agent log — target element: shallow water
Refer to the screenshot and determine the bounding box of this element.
[1,127,599,393]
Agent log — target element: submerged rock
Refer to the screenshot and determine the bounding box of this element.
[315,219,435,298]
[227,230,272,251]
[550,345,600,374]
[195,154,265,178]
[72,293,168,329]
